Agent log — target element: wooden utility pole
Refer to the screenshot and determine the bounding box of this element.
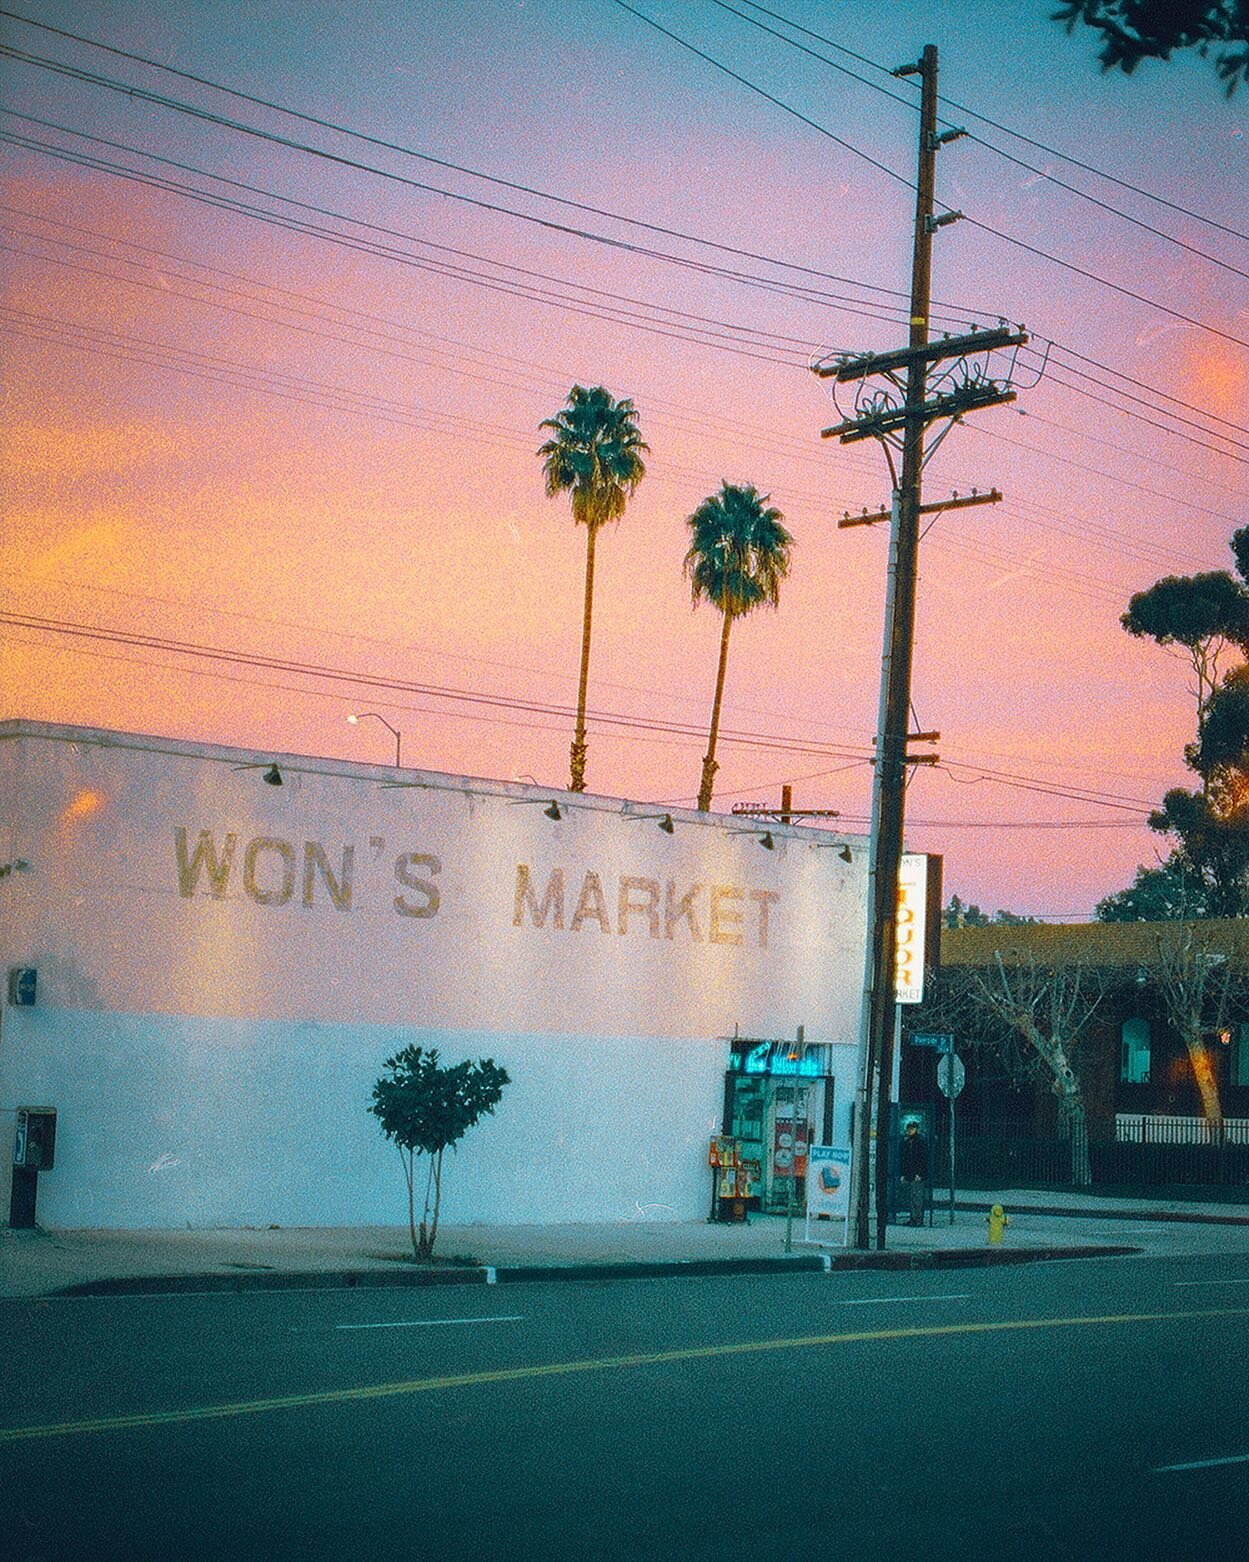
[813,45,1027,1249]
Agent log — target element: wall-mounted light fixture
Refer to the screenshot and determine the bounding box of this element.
[812,842,855,861]
[509,796,568,820]
[232,762,284,786]
[624,811,676,834]
[348,711,402,767]
[758,831,775,851]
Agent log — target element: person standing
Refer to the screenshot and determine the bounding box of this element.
[900,1119,929,1227]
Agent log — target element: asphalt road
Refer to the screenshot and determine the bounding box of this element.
[3,1251,1249,1561]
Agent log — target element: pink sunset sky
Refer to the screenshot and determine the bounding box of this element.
[3,0,1248,919]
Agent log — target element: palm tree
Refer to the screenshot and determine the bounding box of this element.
[685,482,793,812]
[539,385,648,792]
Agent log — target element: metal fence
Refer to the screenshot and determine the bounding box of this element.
[954,1130,1249,1192]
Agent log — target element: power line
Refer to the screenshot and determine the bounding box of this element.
[0,6,975,305]
[7,224,1233,596]
[612,0,1249,354]
[8,54,1247,457]
[0,609,1163,813]
[0,40,994,327]
[727,0,1249,245]
[9,119,961,370]
[713,0,1249,284]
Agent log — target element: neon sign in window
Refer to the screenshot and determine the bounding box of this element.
[735,1041,832,1077]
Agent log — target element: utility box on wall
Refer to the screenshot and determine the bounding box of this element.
[10,1107,56,1228]
[14,1107,56,1170]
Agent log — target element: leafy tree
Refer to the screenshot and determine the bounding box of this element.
[1111,527,1249,917]
[1053,1,1249,91]
[370,1046,510,1262]
[1095,852,1212,919]
[684,482,792,811]
[1148,786,1249,916]
[538,385,648,793]
[1197,665,1249,784]
[1121,570,1249,732]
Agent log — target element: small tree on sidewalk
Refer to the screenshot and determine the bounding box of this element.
[370,1046,510,1262]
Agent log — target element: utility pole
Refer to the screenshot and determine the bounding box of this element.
[812,45,1027,1250]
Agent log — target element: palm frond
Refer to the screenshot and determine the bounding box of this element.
[537,385,649,530]
[684,482,792,619]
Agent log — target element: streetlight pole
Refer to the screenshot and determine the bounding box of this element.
[347,711,402,767]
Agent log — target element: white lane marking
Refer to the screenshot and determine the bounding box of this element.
[335,1315,524,1330]
[1156,1453,1249,1473]
[1174,1279,1249,1287]
[834,1293,971,1306]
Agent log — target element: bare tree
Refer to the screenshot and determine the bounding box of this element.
[1147,921,1249,1135]
[934,953,1108,1186]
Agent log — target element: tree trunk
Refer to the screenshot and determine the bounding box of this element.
[570,523,598,793]
[416,1150,438,1263]
[1182,1032,1225,1136]
[1057,1087,1092,1188]
[697,610,733,812]
[1017,1011,1091,1188]
[404,1147,419,1261]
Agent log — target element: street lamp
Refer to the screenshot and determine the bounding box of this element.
[347,712,401,767]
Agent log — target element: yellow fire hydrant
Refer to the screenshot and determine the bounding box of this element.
[987,1204,1009,1245]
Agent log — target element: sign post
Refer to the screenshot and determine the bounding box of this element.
[936,1051,964,1225]
[784,1026,805,1254]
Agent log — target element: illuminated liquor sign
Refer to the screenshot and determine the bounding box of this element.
[896,853,928,1005]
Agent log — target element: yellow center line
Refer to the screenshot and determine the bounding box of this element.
[3,1306,1246,1444]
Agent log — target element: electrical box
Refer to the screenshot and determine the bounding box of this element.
[7,968,36,1006]
[14,1108,56,1170]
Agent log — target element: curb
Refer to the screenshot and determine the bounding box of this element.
[821,1244,1140,1271]
[52,1266,490,1298]
[46,1244,1140,1298]
[955,1201,1249,1227]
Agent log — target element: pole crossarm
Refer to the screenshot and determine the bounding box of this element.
[812,325,1027,382]
[822,384,1016,444]
[837,488,1002,529]
[730,806,843,819]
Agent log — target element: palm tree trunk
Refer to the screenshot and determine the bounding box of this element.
[698,610,733,811]
[570,523,597,792]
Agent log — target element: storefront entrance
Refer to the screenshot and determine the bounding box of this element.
[722,1037,835,1214]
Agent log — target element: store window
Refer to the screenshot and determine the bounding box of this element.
[1120,1017,1151,1085]
[729,1039,833,1077]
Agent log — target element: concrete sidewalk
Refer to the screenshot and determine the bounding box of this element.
[3,1189,1248,1299]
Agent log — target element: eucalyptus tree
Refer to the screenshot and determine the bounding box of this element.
[538,385,648,792]
[683,482,792,812]
[1121,568,1249,736]
[1053,1,1249,90]
[1114,526,1249,916]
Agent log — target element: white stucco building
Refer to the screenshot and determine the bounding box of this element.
[0,720,873,1229]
